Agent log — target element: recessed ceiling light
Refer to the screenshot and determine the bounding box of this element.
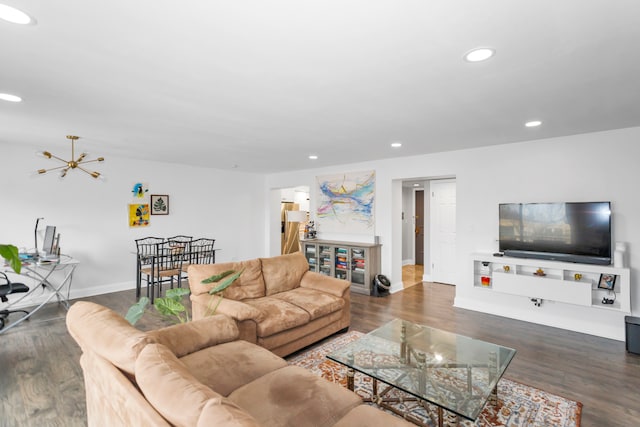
[0,93,22,102]
[0,4,35,25]
[308,155,318,160]
[525,120,542,127]
[464,47,495,62]
[390,142,402,148]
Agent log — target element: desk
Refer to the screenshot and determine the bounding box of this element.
[1,255,79,334]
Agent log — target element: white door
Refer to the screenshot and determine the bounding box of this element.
[430,180,456,284]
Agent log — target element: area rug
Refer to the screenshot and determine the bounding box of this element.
[287,331,582,427]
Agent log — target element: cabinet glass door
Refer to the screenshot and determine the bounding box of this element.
[350,247,366,285]
[319,245,332,276]
[334,247,349,280]
[304,243,317,272]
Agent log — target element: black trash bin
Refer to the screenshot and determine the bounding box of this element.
[625,316,640,355]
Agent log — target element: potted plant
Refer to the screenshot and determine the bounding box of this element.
[0,244,21,274]
[125,269,243,325]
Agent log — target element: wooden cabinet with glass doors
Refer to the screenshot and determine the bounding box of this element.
[301,239,381,295]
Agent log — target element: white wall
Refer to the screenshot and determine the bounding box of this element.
[4,127,638,339]
[1,143,266,303]
[266,127,640,340]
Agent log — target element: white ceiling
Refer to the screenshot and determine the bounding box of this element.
[2,1,639,174]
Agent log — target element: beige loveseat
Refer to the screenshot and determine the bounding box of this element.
[67,301,412,427]
[188,252,351,357]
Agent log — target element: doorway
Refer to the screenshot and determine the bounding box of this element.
[400,178,456,287]
[280,186,310,254]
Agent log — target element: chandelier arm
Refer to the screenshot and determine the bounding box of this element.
[79,158,104,164]
[76,166,100,178]
[46,154,69,163]
[76,166,93,175]
[76,152,87,163]
[40,164,71,173]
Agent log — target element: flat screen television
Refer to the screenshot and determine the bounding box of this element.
[499,201,612,265]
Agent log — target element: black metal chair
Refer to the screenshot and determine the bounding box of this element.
[190,238,217,264]
[0,272,30,331]
[167,235,193,274]
[151,240,186,298]
[134,237,165,300]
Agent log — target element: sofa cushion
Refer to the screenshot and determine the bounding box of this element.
[66,301,154,376]
[180,340,288,397]
[229,365,362,427]
[135,343,222,427]
[271,287,345,320]
[196,398,262,427]
[188,259,265,300]
[260,252,309,296]
[147,313,239,358]
[244,297,310,337]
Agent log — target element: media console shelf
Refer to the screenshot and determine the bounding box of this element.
[302,239,381,295]
[472,253,631,313]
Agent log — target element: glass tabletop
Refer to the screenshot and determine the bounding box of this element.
[327,318,516,421]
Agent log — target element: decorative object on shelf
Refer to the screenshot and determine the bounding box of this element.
[614,242,626,268]
[503,265,510,272]
[534,268,546,276]
[481,276,491,286]
[304,220,317,239]
[574,273,583,281]
[598,274,617,290]
[37,135,105,179]
[150,195,169,215]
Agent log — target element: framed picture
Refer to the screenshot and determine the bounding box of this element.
[129,204,150,227]
[598,274,617,290]
[150,195,169,215]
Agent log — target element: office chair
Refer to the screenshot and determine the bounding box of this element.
[0,271,30,331]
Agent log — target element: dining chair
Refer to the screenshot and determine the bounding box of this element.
[167,235,193,274]
[151,240,186,299]
[134,237,164,300]
[190,238,217,264]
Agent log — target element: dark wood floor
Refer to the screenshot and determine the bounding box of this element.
[1,282,639,426]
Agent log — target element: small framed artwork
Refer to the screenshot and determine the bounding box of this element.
[150,195,169,215]
[598,274,617,290]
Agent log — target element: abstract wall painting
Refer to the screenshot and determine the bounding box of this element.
[131,182,149,201]
[316,170,375,235]
[129,204,150,227]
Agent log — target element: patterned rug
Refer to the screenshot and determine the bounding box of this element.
[287,331,582,427]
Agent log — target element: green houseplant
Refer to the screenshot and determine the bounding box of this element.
[0,244,21,274]
[125,269,243,325]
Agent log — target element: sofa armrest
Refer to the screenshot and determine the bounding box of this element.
[191,294,264,323]
[300,271,351,298]
[147,314,240,358]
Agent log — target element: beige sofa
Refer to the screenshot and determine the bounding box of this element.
[188,252,351,357]
[66,301,412,427]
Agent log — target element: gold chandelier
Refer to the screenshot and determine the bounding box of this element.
[37,135,105,179]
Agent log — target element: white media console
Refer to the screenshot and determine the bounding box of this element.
[472,253,630,313]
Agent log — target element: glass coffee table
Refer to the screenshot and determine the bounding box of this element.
[327,319,516,427]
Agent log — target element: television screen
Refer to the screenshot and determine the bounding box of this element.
[499,202,612,265]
